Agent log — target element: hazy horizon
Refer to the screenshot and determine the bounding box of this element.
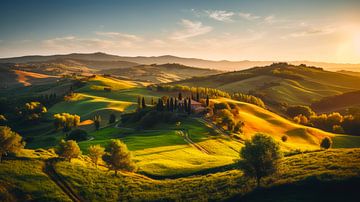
[1,0,360,63]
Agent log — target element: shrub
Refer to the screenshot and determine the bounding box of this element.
[286,105,315,118]
[57,140,81,162]
[66,129,89,142]
[281,135,288,142]
[320,137,332,149]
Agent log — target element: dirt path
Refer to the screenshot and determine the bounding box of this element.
[195,117,227,136]
[176,130,212,155]
[43,158,85,202]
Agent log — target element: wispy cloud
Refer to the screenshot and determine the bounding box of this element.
[206,10,235,22]
[264,15,276,24]
[238,12,260,21]
[170,19,213,40]
[95,32,142,41]
[288,27,335,38]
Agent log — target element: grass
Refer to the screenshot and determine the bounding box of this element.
[51,148,360,201]
[78,118,242,176]
[0,156,71,202]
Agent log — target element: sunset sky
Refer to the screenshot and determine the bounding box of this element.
[1,0,360,63]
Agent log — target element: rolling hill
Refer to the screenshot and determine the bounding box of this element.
[311,90,360,113]
[1,52,359,71]
[100,63,222,83]
[174,63,360,110]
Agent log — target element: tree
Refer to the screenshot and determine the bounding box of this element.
[286,105,315,118]
[188,98,192,114]
[141,97,146,109]
[53,113,80,131]
[57,140,81,162]
[66,129,89,142]
[0,126,25,163]
[94,115,101,130]
[88,144,105,168]
[178,92,182,100]
[103,139,136,176]
[151,97,154,105]
[206,95,210,107]
[196,88,200,101]
[281,135,288,142]
[170,97,174,112]
[239,133,282,187]
[320,137,332,149]
[109,113,116,124]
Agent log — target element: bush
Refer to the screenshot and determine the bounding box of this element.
[286,105,315,118]
[320,137,332,149]
[281,135,288,142]
[66,129,89,142]
[333,125,344,134]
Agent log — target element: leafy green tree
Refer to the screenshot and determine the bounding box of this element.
[103,139,136,176]
[0,126,25,163]
[66,129,89,142]
[53,113,80,131]
[88,144,105,168]
[286,105,315,118]
[320,137,332,149]
[239,133,282,187]
[109,113,116,124]
[57,140,81,162]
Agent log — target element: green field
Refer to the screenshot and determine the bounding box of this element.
[2,148,359,201]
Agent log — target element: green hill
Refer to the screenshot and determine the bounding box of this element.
[174,63,360,109]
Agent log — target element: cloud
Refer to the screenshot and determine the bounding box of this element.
[206,10,235,22]
[238,12,260,20]
[282,24,335,39]
[95,32,142,41]
[170,19,213,40]
[264,15,276,24]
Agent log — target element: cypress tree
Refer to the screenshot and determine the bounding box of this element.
[174,98,178,110]
[151,97,154,105]
[178,92,182,100]
[188,98,192,114]
[206,95,210,107]
[196,88,200,101]
[170,97,174,112]
[184,99,188,113]
[141,97,146,109]
[166,99,170,111]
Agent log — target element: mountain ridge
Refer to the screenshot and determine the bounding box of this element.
[1,52,359,71]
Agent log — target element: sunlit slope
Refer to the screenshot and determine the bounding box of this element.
[78,119,242,176]
[49,76,148,119]
[175,64,360,106]
[0,66,58,88]
[213,98,353,150]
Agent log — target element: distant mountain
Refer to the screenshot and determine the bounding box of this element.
[1,52,359,71]
[100,63,222,83]
[173,63,360,112]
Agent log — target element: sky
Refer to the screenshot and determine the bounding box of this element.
[0,0,360,63]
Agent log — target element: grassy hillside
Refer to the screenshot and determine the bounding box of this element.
[175,63,360,108]
[100,63,221,83]
[311,90,360,113]
[0,65,59,89]
[1,148,359,201]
